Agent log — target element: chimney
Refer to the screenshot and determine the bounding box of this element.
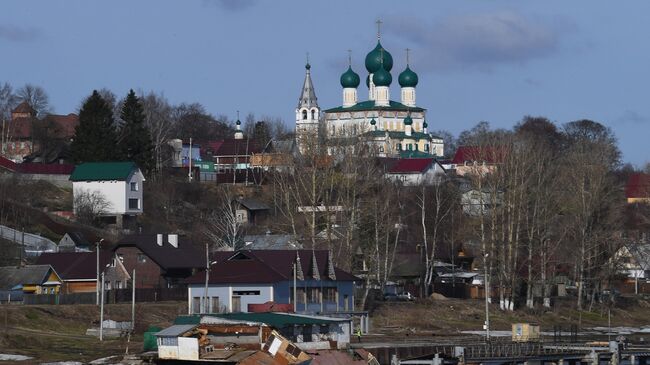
[156,234,163,246]
[168,234,178,248]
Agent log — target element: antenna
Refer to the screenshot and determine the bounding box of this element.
[347,49,352,67]
[237,110,240,120]
[376,19,383,40]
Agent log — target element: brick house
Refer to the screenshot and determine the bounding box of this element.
[113,234,204,289]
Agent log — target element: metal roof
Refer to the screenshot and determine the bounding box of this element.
[154,324,197,337]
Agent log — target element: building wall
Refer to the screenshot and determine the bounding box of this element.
[65,281,96,294]
[274,280,355,313]
[187,284,273,314]
[72,171,144,215]
[114,247,163,288]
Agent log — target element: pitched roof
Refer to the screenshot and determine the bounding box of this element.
[625,244,650,270]
[70,161,138,181]
[42,113,79,139]
[236,197,270,211]
[0,265,58,290]
[114,234,204,270]
[325,100,425,113]
[0,156,74,175]
[210,139,263,156]
[65,232,91,247]
[387,158,436,174]
[452,146,506,164]
[36,251,112,281]
[298,66,318,109]
[626,173,650,199]
[242,234,301,250]
[175,312,347,327]
[186,249,358,285]
[12,101,35,115]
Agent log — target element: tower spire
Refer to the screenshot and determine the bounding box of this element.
[376,19,383,40]
[347,49,352,67]
[406,48,411,65]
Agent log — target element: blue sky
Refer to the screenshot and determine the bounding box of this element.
[1,0,649,165]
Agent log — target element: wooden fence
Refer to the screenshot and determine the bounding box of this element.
[20,287,186,305]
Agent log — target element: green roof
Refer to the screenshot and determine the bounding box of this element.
[325,100,425,113]
[174,313,345,328]
[70,162,138,181]
[400,150,435,158]
[363,130,432,141]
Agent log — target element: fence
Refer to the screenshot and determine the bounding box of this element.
[0,224,58,256]
[20,287,186,305]
[106,287,187,303]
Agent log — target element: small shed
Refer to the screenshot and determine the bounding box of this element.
[512,323,540,342]
[155,324,200,360]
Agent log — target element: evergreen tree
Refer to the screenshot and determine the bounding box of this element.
[118,89,154,175]
[71,90,119,163]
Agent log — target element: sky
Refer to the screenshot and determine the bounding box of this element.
[1,0,649,166]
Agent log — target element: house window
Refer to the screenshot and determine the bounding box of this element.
[311,110,316,120]
[307,287,320,303]
[137,253,147,263]
[130,182,138,191]
[379,146,384,153]
[116,281,122,289]
[233,290,261,296]
[192,297,201,314]
[129,198,139,210]
[105,281,111,290]
[161,337,178,346]
[323,287,337,302]
[425,144,430,151]
[291,287,305,304]
[211,297,220,313]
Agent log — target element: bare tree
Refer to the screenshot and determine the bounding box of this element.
[141,91,175,175]
[204,187,243,250]
[16,84,51,117]
[74,190,112,225]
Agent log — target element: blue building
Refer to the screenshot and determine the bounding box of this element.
[186,250,358,314]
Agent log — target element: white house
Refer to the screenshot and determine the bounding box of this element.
[70,162,144,225]
[384,158,445,186]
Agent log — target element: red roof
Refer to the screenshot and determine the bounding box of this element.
[452,146,505,164]
[626,173,650,199]
[388,158,435,174]
[0,156,74,175]
[12,101,35,115]
[186,249,358,285]
[36,250,113,280]
[210,139,263,156]
[43,113,79,139]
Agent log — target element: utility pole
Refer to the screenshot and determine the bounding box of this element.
[204,242,209,314]
[293,261,297,313]
[188,137,193,182]
[131,269,136,331]
[100,271,105,341]
[484,253,490,342]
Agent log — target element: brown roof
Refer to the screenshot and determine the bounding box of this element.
[36,250,112,281]
[626,173,650,199]
[42,113,79,139]
[211,139,263,156]
[186,249,358,285]
[114,234,204,270]
[12,101,35,115]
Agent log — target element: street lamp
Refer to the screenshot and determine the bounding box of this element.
[96,238,105,306]
[484,253,490,342]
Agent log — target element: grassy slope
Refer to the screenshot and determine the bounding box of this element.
[0,302,187,362]
[371,297,650,335]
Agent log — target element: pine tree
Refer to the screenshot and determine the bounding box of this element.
[118,89,154,175]
[71,90,119,163]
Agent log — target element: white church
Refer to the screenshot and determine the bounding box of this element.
[295,30,444,158]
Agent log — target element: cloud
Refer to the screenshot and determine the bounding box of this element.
[0,24,42,42]
[202,0,258,12]
[385,11,573,72]
[616,110,649,125]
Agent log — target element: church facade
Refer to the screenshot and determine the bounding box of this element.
[295,33,444,158]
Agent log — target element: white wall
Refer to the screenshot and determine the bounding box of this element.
[188,284,273,313]
[72,170,144,215]
[178,337,199,360]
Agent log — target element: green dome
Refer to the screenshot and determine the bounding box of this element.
[236,119,241,125]
[340,66,360,88]
[398,66,418,87]
[370,118,376,125]
[403,115,413,126]
[365,41,393,73]
[373,65,392,87]
[305,63,311,70]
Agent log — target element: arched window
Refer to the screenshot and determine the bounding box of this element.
[415,144,419,151]
[302,110,307,120]
[408,144,413,151]
[311,110,316,120]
